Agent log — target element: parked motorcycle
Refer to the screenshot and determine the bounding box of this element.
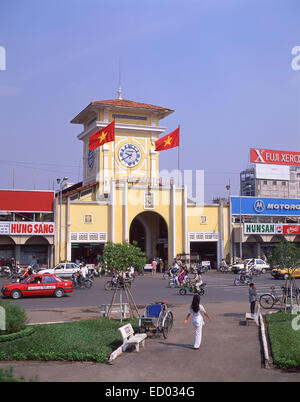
[0,266,11,279]
[72,272,93,289]
[104,273,133,291]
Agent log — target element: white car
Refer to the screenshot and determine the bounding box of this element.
[38,263,81,278]
[232,259,270,274]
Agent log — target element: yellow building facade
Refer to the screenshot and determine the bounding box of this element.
[55,95,231,268]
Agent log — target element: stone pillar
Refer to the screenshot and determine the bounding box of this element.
[170,182,176,261]
[218,199,224,268]
[66,196,71,261]
[183,185,188,254]
[123,181,128,242]
[110,179,115,242]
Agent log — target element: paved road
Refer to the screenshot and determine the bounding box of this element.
[0,271,300,383]
[0,301,299,382]
[0,270,294,309]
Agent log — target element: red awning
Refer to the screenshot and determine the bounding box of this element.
[0,190,54,213]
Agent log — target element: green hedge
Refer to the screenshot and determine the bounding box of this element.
[0,326,34,343]
[266,312,300,369]
[0,318,137,363]
[0,301,29,334]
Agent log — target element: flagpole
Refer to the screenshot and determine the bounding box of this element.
[113,119,116,182]
[178,124,180,187]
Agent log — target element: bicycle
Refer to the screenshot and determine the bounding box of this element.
[259,285,300,309]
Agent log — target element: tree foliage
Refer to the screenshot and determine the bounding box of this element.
[102,241,146,273]
[269,241,300,269]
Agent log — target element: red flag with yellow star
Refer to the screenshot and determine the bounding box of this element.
[89,120,115,151]
[155,127,180,151]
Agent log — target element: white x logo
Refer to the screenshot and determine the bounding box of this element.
[254,149,265,163]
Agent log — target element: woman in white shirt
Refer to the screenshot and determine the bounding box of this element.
[184,294,211,349]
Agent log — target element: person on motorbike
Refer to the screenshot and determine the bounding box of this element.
[220,258,228,272]
[19,266,30,281]
[178,266,186,285]
[171,259,180,275]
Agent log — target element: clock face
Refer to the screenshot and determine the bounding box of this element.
[87,149,94,169]
[118,143,141,167]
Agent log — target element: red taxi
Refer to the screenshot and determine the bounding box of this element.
[1,274,74,299]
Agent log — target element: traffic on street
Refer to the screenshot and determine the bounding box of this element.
[1,269,297,310]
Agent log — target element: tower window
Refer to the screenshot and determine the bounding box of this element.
[112,114,147,121]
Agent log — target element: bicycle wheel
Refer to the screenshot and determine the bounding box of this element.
[104,281,113,291]
[259,294,275,309]
[85,279,93,289]
[162,312,173,339]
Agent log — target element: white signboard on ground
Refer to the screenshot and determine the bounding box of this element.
[0,306,5,331]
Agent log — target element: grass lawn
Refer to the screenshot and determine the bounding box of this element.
[0,318,137,363]
[266,311,300,369]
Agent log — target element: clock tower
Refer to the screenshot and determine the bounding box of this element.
[71,93,174,196]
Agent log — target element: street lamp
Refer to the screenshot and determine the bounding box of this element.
[57,177,68,263]
[239,184,252,260]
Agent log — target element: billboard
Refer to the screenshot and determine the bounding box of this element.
[255,164,290,181]
[250,148,300,166]
[244,223,300,235]
[0,222,55,236]
[231,196,300,216]
[0,190,54,212]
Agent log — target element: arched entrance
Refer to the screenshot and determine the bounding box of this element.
[0,236,15,262]
[22,236,50,266]
[129,212,168,262]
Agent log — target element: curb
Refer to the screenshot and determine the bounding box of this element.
[259,313,272,369]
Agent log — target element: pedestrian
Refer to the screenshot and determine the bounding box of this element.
[159,259,164,273]
[151,258,157,276]
[249,283,257,318]
[80,264,89,287]
[184,294,211,350]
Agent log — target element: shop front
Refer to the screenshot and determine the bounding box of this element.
[231,196,300,260]
[0,190,55,268]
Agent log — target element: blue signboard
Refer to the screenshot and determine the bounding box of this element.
[231,196,300,216]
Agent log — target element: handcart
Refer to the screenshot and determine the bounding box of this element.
[138,301,174,339]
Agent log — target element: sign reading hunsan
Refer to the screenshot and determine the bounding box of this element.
[244,223,300,235]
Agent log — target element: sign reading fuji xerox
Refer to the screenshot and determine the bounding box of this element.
[231,196,300,216]
[250,148,300,166]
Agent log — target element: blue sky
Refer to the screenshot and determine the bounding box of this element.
[0,0,299,202]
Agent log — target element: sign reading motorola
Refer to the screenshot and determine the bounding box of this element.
[231,196,300,216]
[250,148,300,166]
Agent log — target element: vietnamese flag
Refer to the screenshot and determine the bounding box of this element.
[89,120,115,151]
[155,127,180,151]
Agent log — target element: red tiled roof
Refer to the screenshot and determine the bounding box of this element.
[71,98,174,124]
[91,99,173,111]
[61,181,97,198]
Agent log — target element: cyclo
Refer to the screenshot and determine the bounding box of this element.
[138,301,174,339]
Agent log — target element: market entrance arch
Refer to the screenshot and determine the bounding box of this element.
[129,211,168,263]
